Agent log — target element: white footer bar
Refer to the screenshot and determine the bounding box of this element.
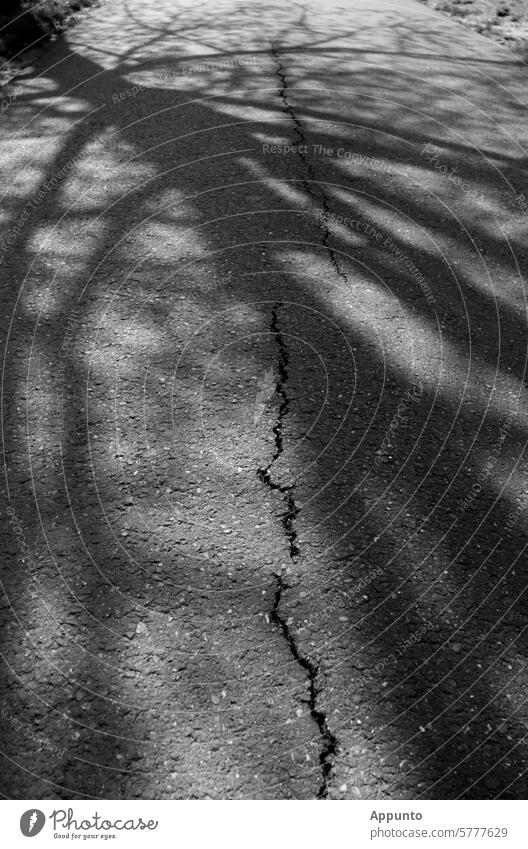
[2,799,527,848]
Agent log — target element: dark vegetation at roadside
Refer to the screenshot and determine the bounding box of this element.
[418,0,528,56]
[0,1,98,80]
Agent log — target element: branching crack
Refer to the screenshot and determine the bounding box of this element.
[257,302,299,559]
[270,573,338,799]
[270,42,349,286]
[257,302,338,797]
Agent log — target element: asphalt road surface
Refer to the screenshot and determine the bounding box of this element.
[1,0,528,799]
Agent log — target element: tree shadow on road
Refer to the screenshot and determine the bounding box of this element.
[1,1,528,799]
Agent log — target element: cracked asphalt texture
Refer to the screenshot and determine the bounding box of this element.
[1,0,528,799]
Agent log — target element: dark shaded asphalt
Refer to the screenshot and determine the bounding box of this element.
[1,0,528,799]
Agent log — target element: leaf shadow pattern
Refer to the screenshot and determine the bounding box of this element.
[0,0,528,799]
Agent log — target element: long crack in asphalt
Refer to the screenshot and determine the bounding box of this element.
[257,302,300,559]
[257,302,338,798]
[270,573,339,800]
[270,42,349,286]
